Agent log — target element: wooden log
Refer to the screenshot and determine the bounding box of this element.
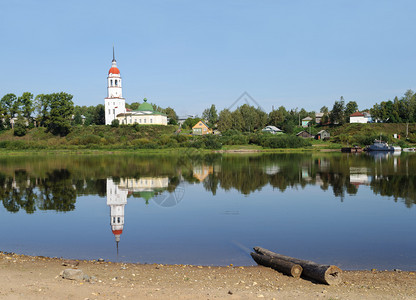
[251,252,302,278]
[253,247,342,285]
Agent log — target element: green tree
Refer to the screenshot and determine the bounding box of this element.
[13,116,27,136]
[34,94,51,127]
[320,106,329,113]
[164,107,178,125]
[202,104,218,128]
[18,92,34,121]
[345,101,358,121]
[45,92,74,136]
[73,110,83,125]
[0,93,18,127]
[93,104,105,125]
[217,109,233,132]
[330,96,345,125]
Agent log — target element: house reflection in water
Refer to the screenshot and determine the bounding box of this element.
[193,165,213,182]
[106,177,169,251]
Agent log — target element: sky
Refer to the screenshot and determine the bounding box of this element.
[1,0,416,116]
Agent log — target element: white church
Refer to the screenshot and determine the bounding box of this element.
[104,48,168,126]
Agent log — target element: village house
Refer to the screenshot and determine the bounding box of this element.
[315,130,330,140]
[262,125,283,134]
[192,120,212,135]
[296,130,314,138]
[302,116,313,127]
[315,113,324,124]
[349,111,367,123]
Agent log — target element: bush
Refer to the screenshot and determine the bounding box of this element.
[111,119,119,128]
[260,135,311,148]
[203,135,222,149]
[13,124,27,137]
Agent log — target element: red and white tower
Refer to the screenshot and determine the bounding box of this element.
[104,47,126,125]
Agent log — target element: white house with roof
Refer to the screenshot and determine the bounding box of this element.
[349,111,367,123]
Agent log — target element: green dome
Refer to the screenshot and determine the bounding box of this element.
[137,98,154,111]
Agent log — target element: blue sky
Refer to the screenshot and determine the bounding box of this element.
[1,0,415,116]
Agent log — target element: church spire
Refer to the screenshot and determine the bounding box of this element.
[112,46,116,62]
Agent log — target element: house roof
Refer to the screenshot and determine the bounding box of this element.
[263,125,282,131]
[350,111,365,117]
[317,130,328,134]
[302,117,313,121]
[296,130,312,136]
[192,120,210,128]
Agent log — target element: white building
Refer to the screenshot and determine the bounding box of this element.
[104,48,167,126]
[349,111,367,123]
[105,48,126,125]
[116,99,168,125]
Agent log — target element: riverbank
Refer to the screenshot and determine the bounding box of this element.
[1,252,415,300]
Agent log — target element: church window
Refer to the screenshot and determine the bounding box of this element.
[110,79,113,86]
[115,80,118,86]
[113,217,115,223]
[117,217,121,223]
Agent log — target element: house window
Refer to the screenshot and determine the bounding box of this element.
[108,109,111,114]
[144,119,146,123]
[150,118,153,123]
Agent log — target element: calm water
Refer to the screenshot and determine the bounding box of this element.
[0,152,415,270]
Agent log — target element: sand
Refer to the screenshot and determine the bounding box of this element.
[1,251,415,300]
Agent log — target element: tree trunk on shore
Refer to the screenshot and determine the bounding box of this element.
[251,252,302,278]
[253,247,342,285]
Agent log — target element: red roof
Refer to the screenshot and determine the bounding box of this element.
[112,229,123,235]
[108,67,120,74]
[350,111,364,117]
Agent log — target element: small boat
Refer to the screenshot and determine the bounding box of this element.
[366,140,401,152]
[403,148,416,152]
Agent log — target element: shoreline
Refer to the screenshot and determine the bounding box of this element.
[1,251,415,300]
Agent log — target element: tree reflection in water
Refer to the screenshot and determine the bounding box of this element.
[0,152,415,213]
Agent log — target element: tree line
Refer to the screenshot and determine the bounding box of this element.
[0,92,180,136]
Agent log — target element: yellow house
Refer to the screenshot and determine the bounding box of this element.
[192,120,212,135]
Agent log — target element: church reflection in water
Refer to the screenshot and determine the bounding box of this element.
[106,177,173,250]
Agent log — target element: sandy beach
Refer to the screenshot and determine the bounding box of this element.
[1,251,415,300]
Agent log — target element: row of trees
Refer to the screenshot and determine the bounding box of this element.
[370,90,416,123]
[1,92,180,136]
[0,92,75,136]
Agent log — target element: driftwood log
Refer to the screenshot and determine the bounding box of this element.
[252,247,342,285]
[251,252,302,278]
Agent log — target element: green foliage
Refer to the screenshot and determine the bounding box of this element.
[13,117,27,137]
[260,135,311,148]
[330,96,345,125]
[46,92,74,136]
[182,117,201,130]
[111,119,120,128]
[202,104,218,128]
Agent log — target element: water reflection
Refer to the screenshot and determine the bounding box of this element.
[0,153,415,213]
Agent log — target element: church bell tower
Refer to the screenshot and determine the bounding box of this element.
[104,47,126,125]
